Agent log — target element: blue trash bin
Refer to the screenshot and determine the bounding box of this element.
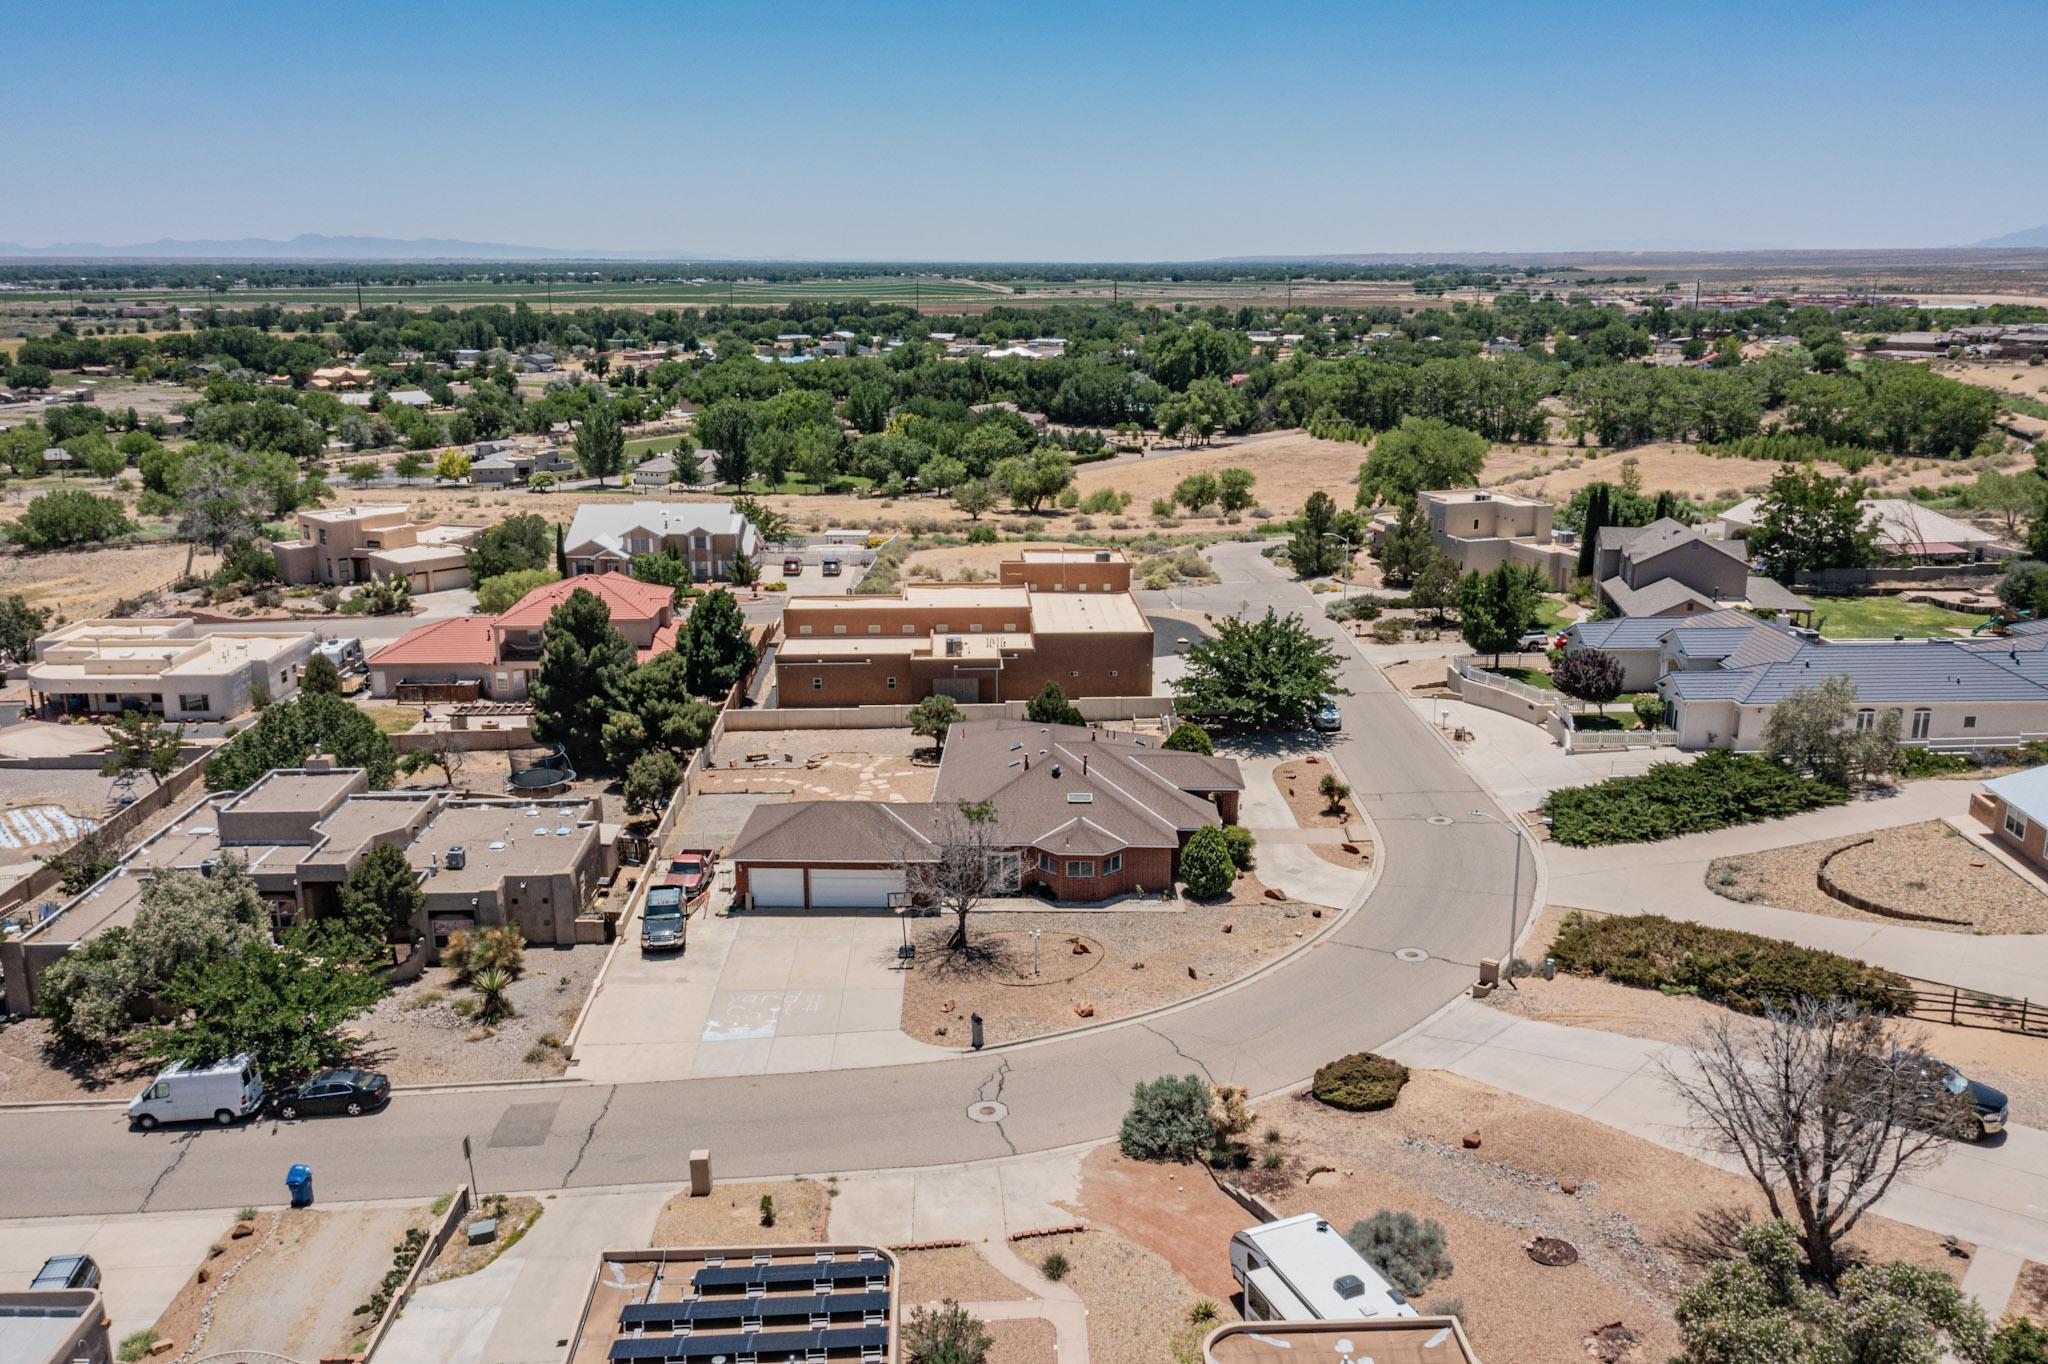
[286,1163,313,1208]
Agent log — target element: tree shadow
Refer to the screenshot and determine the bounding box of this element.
[1658,1203,1754,1268]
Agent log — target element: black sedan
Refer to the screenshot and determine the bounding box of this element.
[272,1069,390,1120]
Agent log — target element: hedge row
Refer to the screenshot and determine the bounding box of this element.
[1544,751,1846,847]
[1547,912,1909,1015]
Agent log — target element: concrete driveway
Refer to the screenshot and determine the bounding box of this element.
[0,1209,227,1342]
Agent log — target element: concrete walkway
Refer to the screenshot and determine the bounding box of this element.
[1545,779,2048,1000]
[376,1187,668,1364]
[1402,694,1684,814]
[1227,748,1372,910]
[1387,999,2048,1310]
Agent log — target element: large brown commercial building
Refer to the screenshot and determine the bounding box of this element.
[776,551,1152,706]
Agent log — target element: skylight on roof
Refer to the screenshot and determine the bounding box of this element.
[1066,792,1093,803]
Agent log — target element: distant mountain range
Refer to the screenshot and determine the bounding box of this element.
[1973,226,2048,249]
[0,234,716,261]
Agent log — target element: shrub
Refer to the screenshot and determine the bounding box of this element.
[1311,1052,1410,1111]
[1991,1318,2048,1364]
[1118,1073,1213,1162]
[759,1194,776,1227]
[1178,825,1235,899]
[1630,694,1665,730]
[1543,750,1847,847]
[1370,617,1407,644]
[118,1330,159,1363]
[1039,1250,1070,1282]
[1548,911,1908,1014]
[904,1301,993,1364]
[1895,746,1972,778]
[1345,1211,1452,1297]
[1162,721,1213,755]
[966,525,996,544]
[1325,597,1382,623]
[1220,824,1255,871]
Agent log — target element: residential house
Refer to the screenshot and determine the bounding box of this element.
[27,618,315,721]
[1714,496,2002,563]
[776,552,1151,706]
[386,388,432,409]
[1,764,615,1011]
[367,572,681,701]
[272,505,479,591]
[561,501,760,580]
[1972,764,2048,881]
[1562,608,1784,692]
[1592,517,1811,619]
[452,348,482,367]
[307,365,373,390]
[1395,488,1577,591]
[470,441,574,486]
[1203,1319,1478,1364]
[727,720,1243,907]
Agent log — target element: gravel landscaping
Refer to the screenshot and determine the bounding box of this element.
[200,1203,436,1361]
[2010,1261,2048,1326]
[900,895,1324,1047]
[895,1246,1031,1305]
[350,943,606,1085]
[651,1179,830,1246]
[1708,819,2048,935]
[1024,1229,1213,1364]
[985,1317,1058,1364]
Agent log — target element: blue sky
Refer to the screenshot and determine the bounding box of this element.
[4,1,2044,259]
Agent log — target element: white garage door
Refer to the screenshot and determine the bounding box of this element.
[748,868,807,907]
[808,868,906,909]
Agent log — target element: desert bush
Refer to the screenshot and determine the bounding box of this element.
[1118,1073,1213,1162]
[1312,1052,1410,1111]
[1345,1211,1452,1296]
[1370,617,1407,644]
[1220,824,1255,871]
[1325,597,1382,622]
[1547,911,1907,1015]
[1543,751,1846,847]
[1040,1250,1070,1282]
[903,1301,992,1364]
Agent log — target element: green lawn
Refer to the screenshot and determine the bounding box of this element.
[1535,598,1577,632]
[1811,595,1979,639]
[1484,666,1555,691]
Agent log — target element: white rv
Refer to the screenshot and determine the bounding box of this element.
[128,1055,266,1129]
[1229,1213,1418,1323]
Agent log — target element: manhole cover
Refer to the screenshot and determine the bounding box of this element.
[1425,815,1453,826]
[1527,1236,1580,1267]
[967,1101,1009,1124]
[1394,947,1429,963]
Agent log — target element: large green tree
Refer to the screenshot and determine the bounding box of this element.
[1172,608,1347,730]
[0,593,51,666]
[100,710,184,787]
[205,692,397,791]
[1750,465,1878,583]
[1288,490,1344,578]
[337,842,424,947]
[530,588,637,767]
[465,513,555,580]
[574,402,627,485]
[1357,417,1488,507]
[681,587,754,699]
[146,932,383,1081]
[1457,563,1546,664]
[10,489,134,549]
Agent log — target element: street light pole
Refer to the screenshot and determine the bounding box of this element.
[1468,808,1522,990]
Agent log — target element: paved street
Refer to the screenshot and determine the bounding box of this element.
[0,539,1533,1217]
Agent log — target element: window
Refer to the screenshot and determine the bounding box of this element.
[1065,860,1095,877]
[1053,583,1066,592]
[811,677,823,690]
[868,624,881,635]
[1965,716,1977,729]
[902,624,916,635]
[1004,622,1017,632]
[1104,854,1122,874]
[833,625,847,635]
[318,528,328,544]
[1911,709,1931,740]
[970,623,983,633]
[2006,809,2029,841]
[886,677,897,689]
[1038,851,1056,873]
[798,625,813,636]
[178,693,209,711]
[1068,670,1079,678]
[935,623,947,633]
[1854,709,1874,732]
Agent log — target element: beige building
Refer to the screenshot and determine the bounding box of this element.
[27,618,315,721]
[1414,488,1578,590]
[1,763,616,1014]
[562,501,760,581]
[272,506,478,592]
[777,554,1152,706]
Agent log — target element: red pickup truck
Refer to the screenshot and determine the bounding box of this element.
[664,850,716,906]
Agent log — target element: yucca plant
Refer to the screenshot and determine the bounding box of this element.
[471,967,514,1023]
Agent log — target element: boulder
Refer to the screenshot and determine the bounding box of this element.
[1073,1000,1095,1018]
[1221,922,1233,934]
[229,1221,254,1240]
[1461,1131,1482,1149]
[1263,887,1285,901]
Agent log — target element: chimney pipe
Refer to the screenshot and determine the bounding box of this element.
[1023,753,1030,771]
[1083,754,1089,776]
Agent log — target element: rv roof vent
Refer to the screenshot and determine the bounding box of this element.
[1334,1275,1366,1300]
[1094,550,1110,562]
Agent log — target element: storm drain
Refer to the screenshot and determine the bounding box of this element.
[967,1100,1009,1124]
[1425,815,1453,826]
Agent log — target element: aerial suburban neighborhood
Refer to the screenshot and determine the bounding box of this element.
[4,7,2048,1364]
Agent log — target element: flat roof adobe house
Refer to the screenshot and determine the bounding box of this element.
[728,719,1242,907]
[563,501,760,581]
[368,572,681,701]
[27,618,315,721]
[0,763,613,1015]
[1396,488,1577,591]
[776,551,1151,706]
[272,505,479,592]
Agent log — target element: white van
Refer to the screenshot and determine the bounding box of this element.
[1229,1213,1417,1323]
[128,1055,266,1129]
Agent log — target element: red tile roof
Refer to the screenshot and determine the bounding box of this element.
[642,621,681,662]
[495,573,674,631]
[367,616,495,668]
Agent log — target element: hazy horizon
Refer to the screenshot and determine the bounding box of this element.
[6,0,2046,259]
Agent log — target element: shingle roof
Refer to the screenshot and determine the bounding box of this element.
[495,573,674,631]
[1668,638,2048,705]
[1744,575,1814,613]
[725,801,941,864]
[367,616,495,668]
[1600,575,1716,616]
[1609,517,1746,566]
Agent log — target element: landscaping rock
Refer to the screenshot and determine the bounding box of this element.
[1263,887,1285,901]
[1341,843,1359,854]
[229,1222,254,1240]
[1222,922,1233,934]
[1461,1131,1482,1149]
[1558,1179,1579,1196]
[1073,1000,1094,1018]
[1070,940,1090,955]
[149,1339,175,1356]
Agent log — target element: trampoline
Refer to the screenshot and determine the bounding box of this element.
[507,743,576,792]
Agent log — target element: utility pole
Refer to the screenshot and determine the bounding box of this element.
[355,279,363,315]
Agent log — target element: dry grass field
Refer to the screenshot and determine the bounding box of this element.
[1481,440,1989,505]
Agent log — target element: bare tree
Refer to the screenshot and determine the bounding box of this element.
[1664,998,1966,1285]
[399,730,465,788]
[904,800,1010,950]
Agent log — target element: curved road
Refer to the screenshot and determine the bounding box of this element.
[0,542,1530,1218]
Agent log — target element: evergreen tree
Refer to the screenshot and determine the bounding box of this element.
[681,587,754,699]
[530,589,636,767]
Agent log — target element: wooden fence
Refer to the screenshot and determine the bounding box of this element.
[1892,979,2048,1037]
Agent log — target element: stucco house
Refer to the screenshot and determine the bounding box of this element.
[562,501,760,581]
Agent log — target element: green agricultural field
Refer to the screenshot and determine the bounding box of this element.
[1810,594,1978,639]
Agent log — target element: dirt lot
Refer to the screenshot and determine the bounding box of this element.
[901,893,1322,1048]
[0,539,215,619]
[1248,1066,1966,1364]
[984,1318,1058,1364]
[1483,440,1989,506]
[2011,1260,2048,1325]
[896,1245,1031,1304]
[1508,904,2048,1124]
[195,1202,437,1360]
[696,748,935,802]
[1707,819,2048,935]
[1025,1229,1213,1364]
[651,1178,831,1246]
[0,1016,159,1102]
[348,943,606,1085]
[1073,430,1366,519]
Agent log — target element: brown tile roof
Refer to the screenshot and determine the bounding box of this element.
[368,615,495,668]
[496,573,673,631]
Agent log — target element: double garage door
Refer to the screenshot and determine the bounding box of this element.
[748,867,905,909]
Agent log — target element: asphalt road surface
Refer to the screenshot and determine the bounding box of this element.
[0,540,1529,1217]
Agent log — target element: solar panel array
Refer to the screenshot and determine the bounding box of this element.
[605,1252,891,1363]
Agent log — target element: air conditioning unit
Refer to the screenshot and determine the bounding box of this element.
[446,846,467,870]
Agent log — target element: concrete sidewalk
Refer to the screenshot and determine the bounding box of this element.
[1228,749,1371,910]
[1387,998,2048,1308]
[1543,779,2048,1001]
[1403,694,1682,814]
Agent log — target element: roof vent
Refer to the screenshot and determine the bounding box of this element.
[1067,792,1093,804]
[1050,764,1062,778]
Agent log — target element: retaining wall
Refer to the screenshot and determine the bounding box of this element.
[721,696,1176,731]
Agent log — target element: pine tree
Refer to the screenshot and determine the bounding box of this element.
[530,589,636,766]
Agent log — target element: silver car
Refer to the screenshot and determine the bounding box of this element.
[1312,698,1342,732]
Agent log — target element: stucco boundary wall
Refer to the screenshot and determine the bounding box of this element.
[721,696,1177,731]
[0,748,213,919]
[1444,657,1563,736]
[1795,561,2006,591]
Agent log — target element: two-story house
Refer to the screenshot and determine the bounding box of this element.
[1592,517,1811,620]
[271,506,479,593]
[562,502,761,581]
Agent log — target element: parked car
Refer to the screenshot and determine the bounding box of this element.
[30,1254,99,1291]
[1311,697,1343,732]
[666,849,715,906]
[1932,1060,2009,1140]
[271,1068,391,1120]
[642,884,687,952]
[782,555,804,576]
[129,1054,265,1129]
[1517,630,1562,651]
[821,557,842,576]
